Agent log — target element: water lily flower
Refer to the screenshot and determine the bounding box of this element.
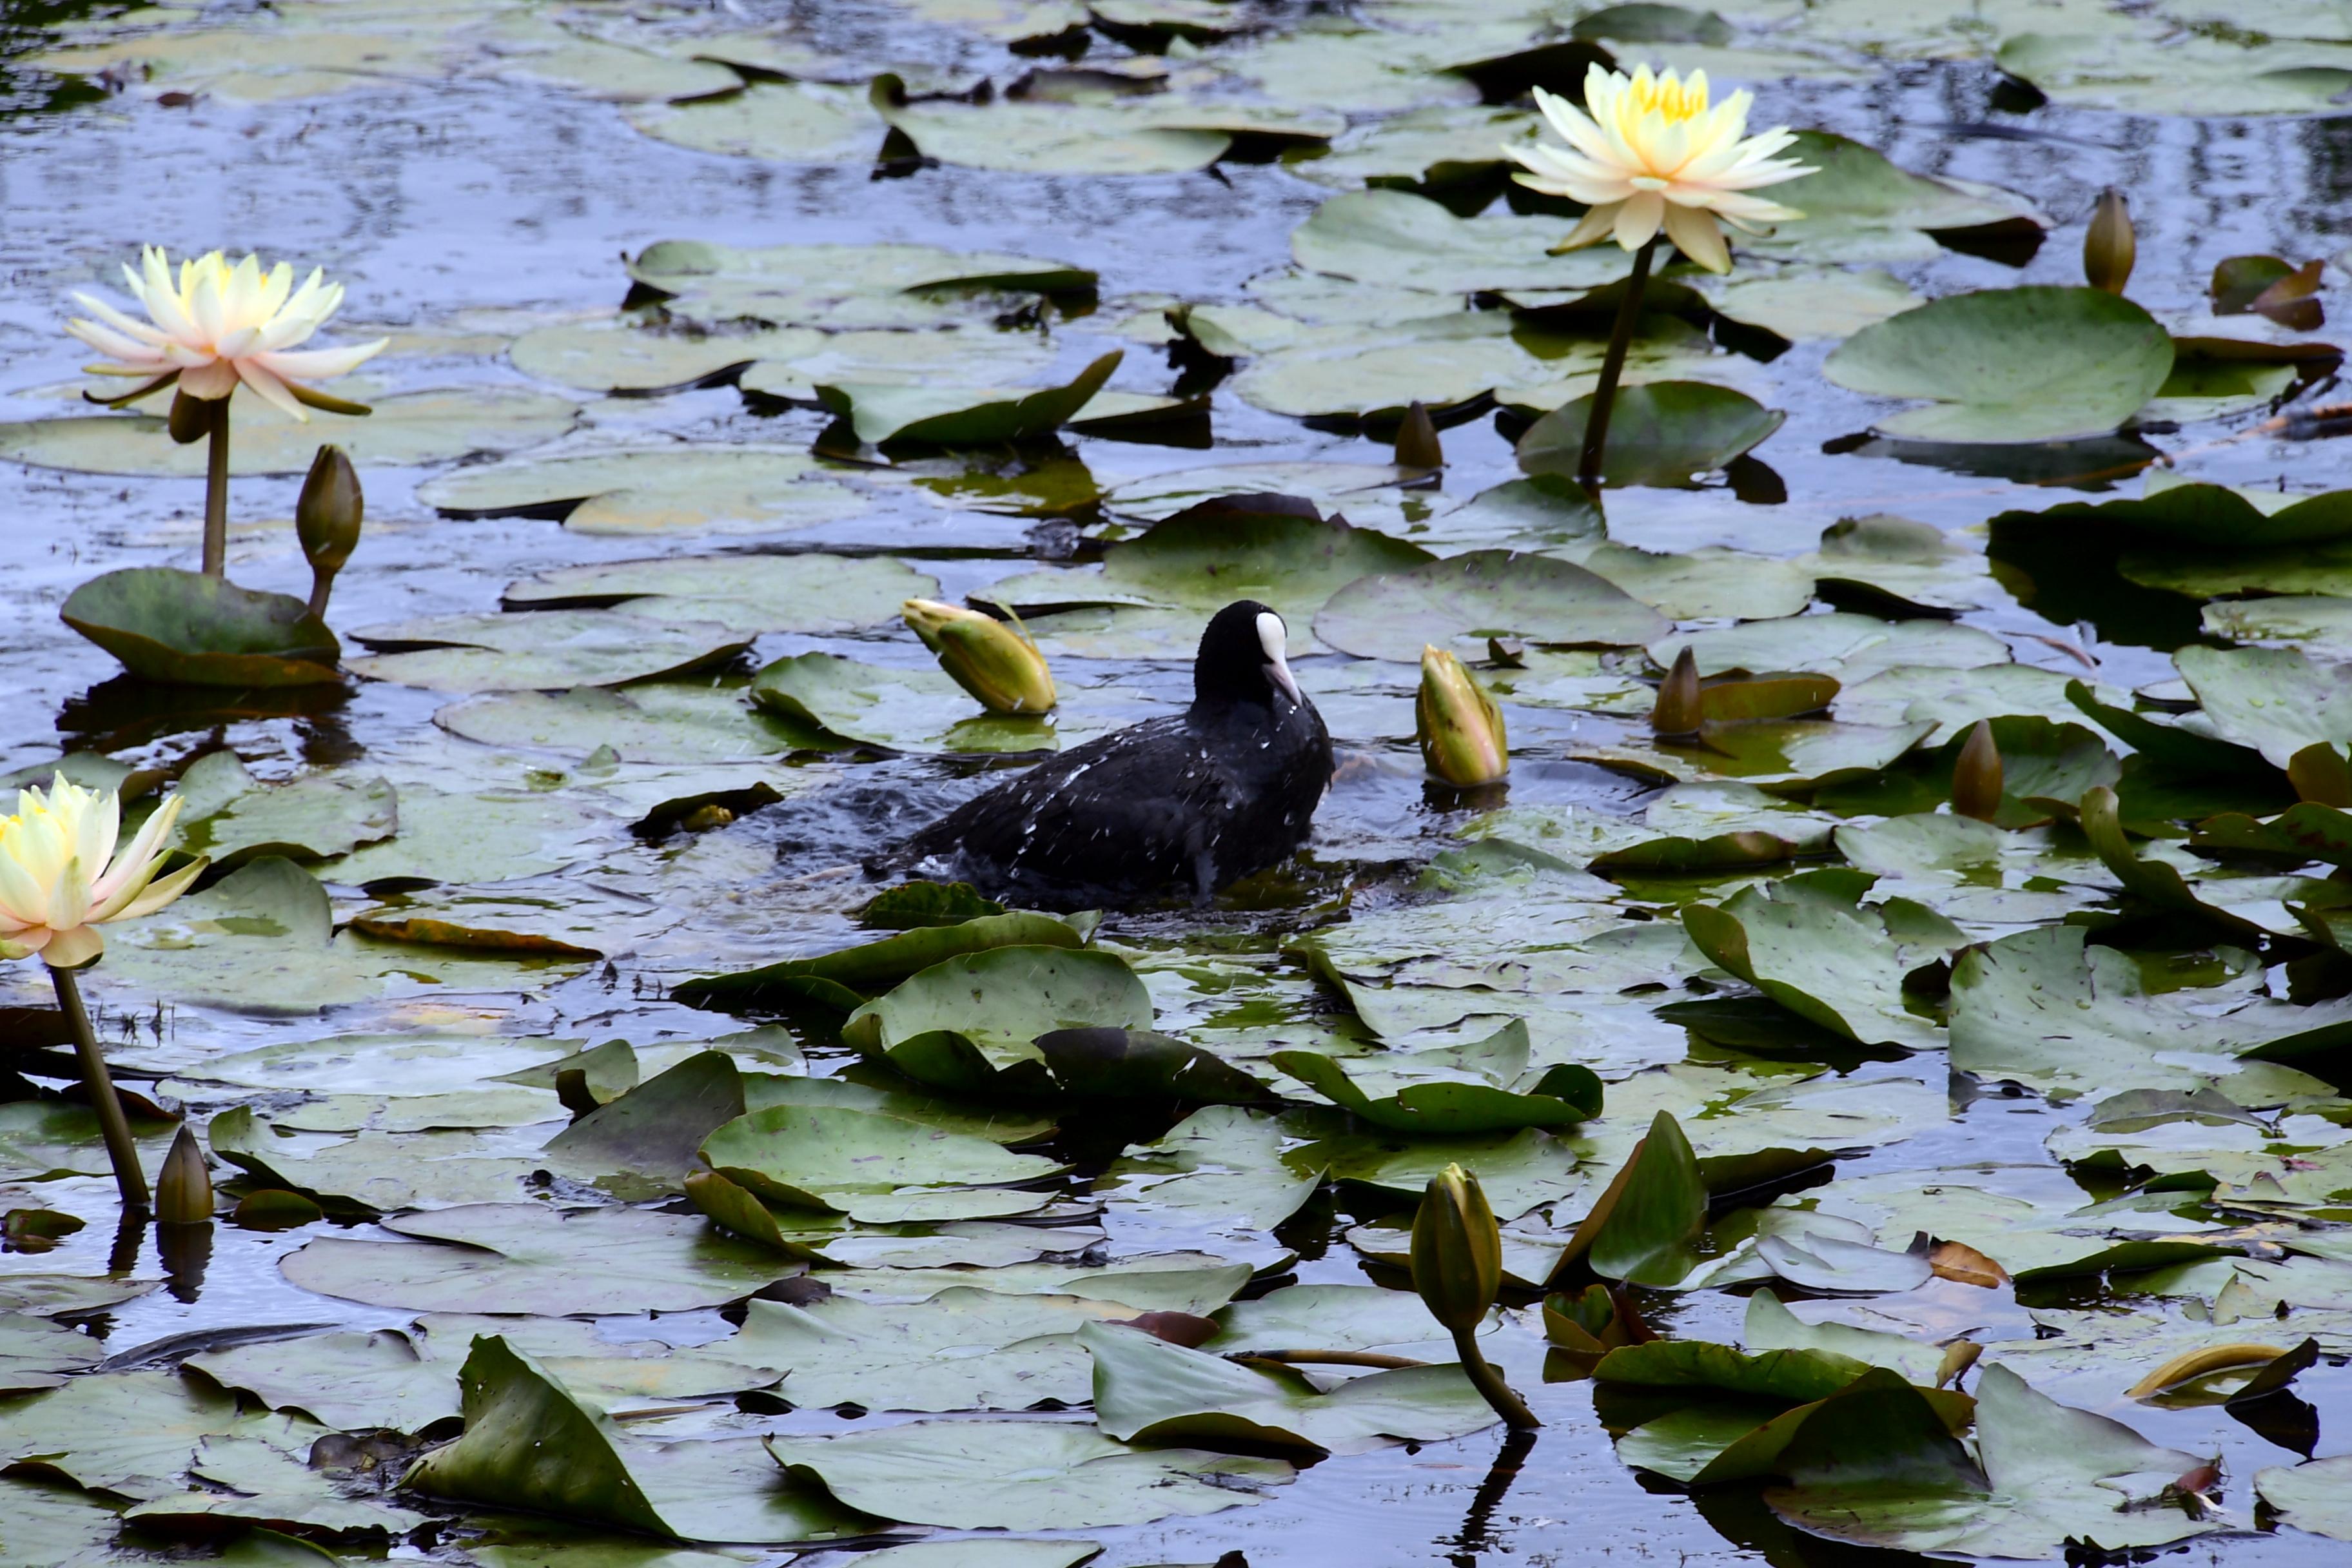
[905,598,1057,715]
[0,774,204,969]
[1507,63,1814,274]
[65,246,387,420]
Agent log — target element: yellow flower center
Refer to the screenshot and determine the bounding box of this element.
[1627,70,1709,124]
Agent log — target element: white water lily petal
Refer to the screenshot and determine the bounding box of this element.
[1507,63,1813,271]
[62,246,382,406]
[0,774,204,972]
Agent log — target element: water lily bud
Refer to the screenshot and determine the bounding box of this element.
[1951,719,2003,821]
[1416,646,1508,785]
[1395,400,1444,469]
[297,444,364,576]
[904,598,1056,714]
[167,389,211,445]
[2084,188,2135,295]
[155,1124,213,1224]
[1651,647,1701,734]
[1410,1162,1502,1334]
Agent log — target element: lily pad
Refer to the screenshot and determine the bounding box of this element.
[818,349,1121,446]
[698,1102,1067,1221]
[61,568,340,688]
[279,1204,799,1314]
[416,446,868,537]
[504,554,937,638]
[1314,550,1668,663]
[1083,1320,1493,1455]
[872,76,1338,175]
[763,1419,1290,1529]
[1681,881,1948,1050]
[1516,382,1785,488]
[0,387,576,477]
[1823,286,2175,444]
[843,945,1155,1097]
[623,80,882,163]
[731,1289,1121,1411]
[2256,1454,2352,1542]
[748,654,1063,755]
[173,752,396,867]
[2173,646,2352,769]
[2035,473,2352,550]
[1292,190,1631,294]
[1271,1023,1601,1135]
[624,238,1096,327]
[349,611,750,692]
[436,685,832,762]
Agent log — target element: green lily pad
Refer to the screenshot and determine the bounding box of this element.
[818,349,1121,446]
[1997,27,2352,115]
[1291,190,1632,294]
[698,1102,1066,1221]
[1271,1022,1601,1135]
[747,653,1063,755]
[1949,925,2352,1096]
[436,684,832,762]
[1682,881,1948,1050]
[872,75,1338,175]
[0,387,577,477]
[2173,645,2352,769]
[763,1419,1290,1529]
[349,610,750,692]
[1744,1289,1950,1386]
[1083,1320,1493,1455]
[172,751,396,867]
[1095,1105,1325,1248]
[1313,549,1668,663]
[542,1052,746,1199]
[504,554,937,639]
[727,1288,1121,1411]
[985,502,1431,632]
[416,446,868,537]
[209,1104,540,1213]
[1702,267,1921,342]
[2256,1454,2352,1542]
[507,319,822,395]
[280,1204,799,1314]
[1577,1110,1709,1288]
[1516,382,1785,488]
[0,1367,322,1501]
[1823,286,2175,444]
[0,1313,99,1396]
[1653,613,2008,682]
[843,945,1155,1097]
[2037,473,2352,550]
[676,910,1087,1012]
[103,856,385,1012]
[61,567,340,688]
[624,237,1095,327]
[1746,130,2042,264]
[187,1328,458,1435]
[407,1337,867,1545]
[1765,1364,2217,1558]
[623,80,882,162]
[328,787,609,890]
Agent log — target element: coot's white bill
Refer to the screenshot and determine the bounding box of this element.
[1257,609,1301,707]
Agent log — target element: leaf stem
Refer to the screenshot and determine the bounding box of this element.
[1576,235,1660,496]
[202,397,230,578]
[1453,1324,1540,1429]
[50,963,149,1210]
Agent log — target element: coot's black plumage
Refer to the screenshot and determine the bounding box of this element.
[888,600,1332,903]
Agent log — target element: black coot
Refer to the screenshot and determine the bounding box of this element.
[885,600,1333,903]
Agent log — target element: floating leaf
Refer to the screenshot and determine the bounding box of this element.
[698,1102,1066,1221]
[748,653,1066,754]
[843,945,1155,1097]
[61,568,340,688]
[416,446,867,537]
[1083,1320,1494,1454]
[763,1419,1290,1529]
[1272,1022,1601,1135]
[1315,550,1668,663]
[505,553,937,636]
[1516,382,1784,487]
[1824,286,2174,443]
[173,752,396,867]
[349,610,751,692]
[0,388,576,476]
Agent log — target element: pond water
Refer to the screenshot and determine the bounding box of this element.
[4,2,2352,1565]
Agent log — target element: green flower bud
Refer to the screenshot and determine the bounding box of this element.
[1411,1162,1502,1334]
[905,598,1057,714]
[297,444,364,576]
[166,389,211,446]
[2084,188,2135,295]
[155,1124,213,1224]
[1951,719,2003,822]
[1651,647,1702,734]
[1416,645,1507,785]
[1395,400,1444,470]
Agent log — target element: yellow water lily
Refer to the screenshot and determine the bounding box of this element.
[0,775,204,969]
[1507,64,1814,274]
[65,246,387,420]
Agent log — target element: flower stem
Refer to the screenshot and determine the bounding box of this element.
[1576,235,1660,496]
[1453,1324,1540,1429]
[50,964,149,1210]
[202,397,230,578]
